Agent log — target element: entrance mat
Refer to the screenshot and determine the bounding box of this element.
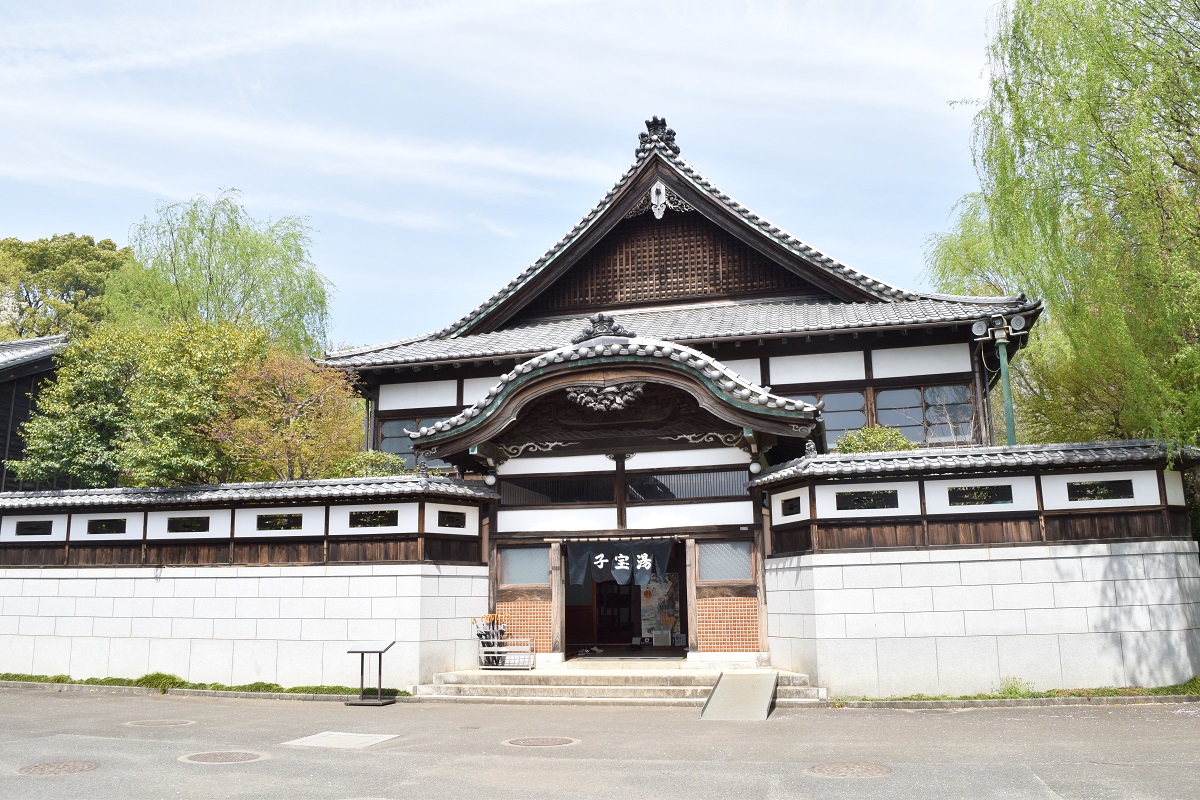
[700,671,778,721]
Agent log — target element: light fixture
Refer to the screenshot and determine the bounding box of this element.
[748,462,763,474]
[1009,315,1026,332]
[483,474,497,486]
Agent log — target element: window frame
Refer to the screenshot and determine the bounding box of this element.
[497,545,552,588]
[695,539,756,585]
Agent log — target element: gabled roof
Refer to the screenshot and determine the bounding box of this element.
[437,117,922,339]
[325,295,1038,370]
[748,440,1200,486]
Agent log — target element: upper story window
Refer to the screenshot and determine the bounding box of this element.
[378,418,451,470]
[876,384,974,446]
[790,391,866,448]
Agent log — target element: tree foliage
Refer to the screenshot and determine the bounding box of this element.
[0,234,130,339]
[324,449,412,479]
[836,426,918,454]
[206,350,364,482]
[926,0,1200,444]
[118,189,331,355]
[12,321,270,487]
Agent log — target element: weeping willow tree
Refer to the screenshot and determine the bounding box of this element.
[927,0,1200,444]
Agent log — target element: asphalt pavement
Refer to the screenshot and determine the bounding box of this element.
[1,687,1199,799]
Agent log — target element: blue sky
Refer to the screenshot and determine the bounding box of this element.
[0,0,996,350]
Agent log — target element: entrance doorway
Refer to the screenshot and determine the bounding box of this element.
[564,541,687,658]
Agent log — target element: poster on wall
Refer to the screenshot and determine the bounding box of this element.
[566,541,671,585]
[640,573,679,640]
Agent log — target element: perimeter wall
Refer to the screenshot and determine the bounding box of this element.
[0,564,488,689]
[766,541,1200,696]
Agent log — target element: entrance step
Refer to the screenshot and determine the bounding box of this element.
[414,668,825,707]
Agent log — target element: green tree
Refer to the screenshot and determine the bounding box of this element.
[11,321,269,487]
[0,234,130,338]
[206,349,365,481]
[116,189,331,355]
[836,426,918,454]
[926,0,1200,444]
[325,450,412,479]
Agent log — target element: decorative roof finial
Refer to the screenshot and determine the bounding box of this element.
[572,312,635,344]
[417,459,429,483]
[637,116,680,156]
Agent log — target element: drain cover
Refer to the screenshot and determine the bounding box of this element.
[808,762,892,778]
[125,719,195,727]
[18,761,100,776]
[180,751,267,764]
[504,737,577,747]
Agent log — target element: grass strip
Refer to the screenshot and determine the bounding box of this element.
[848,676,1200,702]
[0,671,410,697]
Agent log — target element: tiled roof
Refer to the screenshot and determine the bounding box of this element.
[0,334,65,370]
[325,295,1039,369]
[749,440,1200,486]
[409,330,820,442]
[433,120,920,339]
[0,474,497,510]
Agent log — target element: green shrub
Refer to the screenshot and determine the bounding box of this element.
[134,672,189,692]
[835,426,917,454]
[996,677,1037,698]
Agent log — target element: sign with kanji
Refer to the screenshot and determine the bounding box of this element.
[566,540,672,585]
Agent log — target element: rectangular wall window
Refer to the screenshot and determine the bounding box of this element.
[87,518,127,535]
[166,516,212,534]
[781,497,804,517]
[499,546,550,586]
[948,485,1014,506]
[626,469,749,502]
[698,541,752,582]
[791,391,866,447]
[14,520,52,536]
[1067,479,1135,502]
[256,513,304,531]
[876,384,974,446]
[349,509,399,528]
[500,474,614,506]
[437,510,467,528]
[835,489,900,511]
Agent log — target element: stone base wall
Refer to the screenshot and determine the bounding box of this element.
[0,564,488,689]
[766,541,1200,697]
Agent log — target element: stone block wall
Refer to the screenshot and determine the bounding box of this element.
[765,541,1200,697]
[0,564,488,689]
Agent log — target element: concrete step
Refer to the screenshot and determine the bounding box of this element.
[414,695,708,707]
[417,683,713,699]
[775,685,824,700]
[775,671,811,687]
[433,670,720,687]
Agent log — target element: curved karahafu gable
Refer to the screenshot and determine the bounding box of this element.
[408,313,823,459]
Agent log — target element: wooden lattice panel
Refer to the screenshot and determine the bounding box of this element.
[695,596,760,652]
[495,600,553,653]
[516,213,826,319]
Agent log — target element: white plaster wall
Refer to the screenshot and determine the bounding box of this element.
[378,379,458,411]
[770,351,865,385]
[765,541,1200,697]
[628,447,750,470]
[0,564,488,690]
[625,501,754,529]
[497,453,615,475]
[462,376,505,404]
[497,507,618,532]
[721,358,762,384]
[871,343,971,379]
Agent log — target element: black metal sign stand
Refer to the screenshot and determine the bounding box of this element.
[345,640,396,706]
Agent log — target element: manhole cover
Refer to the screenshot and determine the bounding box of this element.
[125,719,195,727]
[179,751,268,764]
[504,737,578,747]
[18,761,100,776]
[808,762,892,778]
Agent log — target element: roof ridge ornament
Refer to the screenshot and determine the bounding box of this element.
[571,312,635,344]
[625,179,695,220]
[637,116,680,156]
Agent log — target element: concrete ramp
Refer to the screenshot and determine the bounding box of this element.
[699,670,778,721]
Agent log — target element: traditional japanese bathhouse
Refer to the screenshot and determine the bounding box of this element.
[322,118,1046,664]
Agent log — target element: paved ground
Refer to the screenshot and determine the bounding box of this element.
[1,688,1199,799]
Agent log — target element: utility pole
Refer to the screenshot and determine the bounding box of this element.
[973,315,1025,447]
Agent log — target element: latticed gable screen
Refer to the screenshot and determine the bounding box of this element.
[515,213,828,318]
